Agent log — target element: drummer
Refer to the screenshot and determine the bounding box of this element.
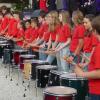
[66,10,85,71]
[0,11,10,36]
[12,21,25,49]
[0,12,3,27]
[23,19,32,48]
[74,16,100,100]
[26,18,39,48]
[45,11,60,64]
[54,10,71,72]
[80,14,99,71]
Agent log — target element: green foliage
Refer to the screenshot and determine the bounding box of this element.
[12,3,29,11]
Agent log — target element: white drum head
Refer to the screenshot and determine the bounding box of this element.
[44,86,77,96]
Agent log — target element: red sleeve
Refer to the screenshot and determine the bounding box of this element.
[11,21,18,37]
[94,46,100,69]
[92,34,98,47]
[64,25,71,38]
[56,25,61,35]
[78,25,85,38]
[17,29,24,38]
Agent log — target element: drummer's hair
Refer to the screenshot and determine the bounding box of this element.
[0,12,3,16]
[85,14,95,22]
[59,10,71,24]
[19,21,25,30]
[1,6,8,11]
[25,19,31,24]
[92,15,100,34]
[31,18,39,26]
[72,10,84,24]
[39,10,47,18]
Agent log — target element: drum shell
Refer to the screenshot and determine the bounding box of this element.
[0,44,12,58]
[43,86,77,100]
[44,94,74,100]
[60,74,88,100]
[13,50,28,65]
[3,49,13,64]
[37,65,57,88]
[19,55,35,70]
[31,62,49,80]
[48,70,65,86]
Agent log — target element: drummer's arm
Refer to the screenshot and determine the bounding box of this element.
[74,65,100,79]
[52,34,59,50]
[56,38,71,52]
[47,35,52,50]
[13,37,23,42]
[0,25,8,35]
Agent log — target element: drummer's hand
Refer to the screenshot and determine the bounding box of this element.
[74,65,84,77]
[78,63,85,68]
[64,56,74,64]
[39,44,45,48]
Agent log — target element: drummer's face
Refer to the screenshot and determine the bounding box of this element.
[83,18,92,30]
[25,22,31,28]
[38,16,43,24]
[59,14,62,22]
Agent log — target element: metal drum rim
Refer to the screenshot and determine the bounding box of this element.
[43,86,77,97]
[50,70,68,75]
[36,65,57,70]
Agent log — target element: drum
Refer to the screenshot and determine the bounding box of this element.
[24,60,49,80]
[13,49,28,65]
[60,73,88,100]
[43,86,77,100]
[0,40,7,44]
[0,43,11,58]
[19,54,35,70]
[3,49,13,64]
[48,70,67,86]
[36,65,57,88]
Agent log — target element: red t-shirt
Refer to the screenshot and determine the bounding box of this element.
[50,24,61,41]
[40,0,48,12]
[0,16,9,33]
[83,33,99,53]
[16,28,24,46]
[43,31,50,42]
[38,23,48,39]
[7,18,16,36]
[57,24,71,42]
[24,27,32,40]
[70,25,85,52]
[29,28,39,42]
[88,42,100,95]
[0,19,2,25]
[10,19,20,37]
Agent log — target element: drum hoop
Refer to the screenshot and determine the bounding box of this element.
[60,76,87,80]
[13,49,27,52]
[50,70,66,75]
[24,60,48,64]
[37,65,57,70]
[43,91,77,97]
[20,55,35,58]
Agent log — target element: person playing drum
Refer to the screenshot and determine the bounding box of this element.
[74,16,100,100]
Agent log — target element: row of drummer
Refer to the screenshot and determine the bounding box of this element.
[0,9,99,72]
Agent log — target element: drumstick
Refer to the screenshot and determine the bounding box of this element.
[33,49,77,66]
[80,53,90,62]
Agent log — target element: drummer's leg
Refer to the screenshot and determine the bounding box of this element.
[39,48,47,61]
[82,52,90,72]
[56,51,61,70]
[60,46,70,72]
[46,55,55,65]
[89,94,100,100]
